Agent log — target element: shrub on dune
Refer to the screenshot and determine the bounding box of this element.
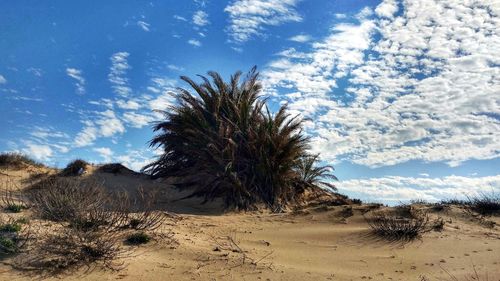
[143,67,336,211]
[60,159,89,176]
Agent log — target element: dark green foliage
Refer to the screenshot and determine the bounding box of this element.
[143,67,336,210]
[0,152,45,169]
[0,223,22,233]
[0,237,16,253]
[15,217,30,224]
[5,203,23,213]
[126,232,151,245]
[60,159,88,176]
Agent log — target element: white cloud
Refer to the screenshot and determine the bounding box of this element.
[340,175,500,204]
[173,15,187,21]
[137,21,151,32]
[188,39,202,47]
[93,147,113,162]
[122,112,155,128]
[74,110,125,147]
[66,68,85,94]
[0,74,6,84]
[108,52,132,96]
[375,0,398,19]
[193,10,209,26]
[288,34,311,43]
[167,64,185,71]
[74,125,98,147]
[224,0,302,43]
[263,1,500,168]
[22,143,53,161]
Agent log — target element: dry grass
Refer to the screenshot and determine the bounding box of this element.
[0,175,174,276]
[0,153,45,169]
[365,212,431,242]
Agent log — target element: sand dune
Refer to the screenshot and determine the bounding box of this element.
[0,165,499,281]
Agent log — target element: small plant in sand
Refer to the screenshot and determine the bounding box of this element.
[60,159,89,176]
[1,182,30,212]
[143,67,336,211]
[0,218,31,254]
[365,212,431,241]
[126,232,151,245]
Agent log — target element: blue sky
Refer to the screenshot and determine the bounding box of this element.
[1,0,499,203]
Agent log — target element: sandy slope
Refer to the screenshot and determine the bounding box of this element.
[0,166,499,281]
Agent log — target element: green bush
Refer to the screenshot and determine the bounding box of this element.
[0,223,22,232]
[0,237,16,253]
[143,67,336,210]
[5,203,23,213]
[126,232,151,245]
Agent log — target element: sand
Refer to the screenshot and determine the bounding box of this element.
[0,165,499,281]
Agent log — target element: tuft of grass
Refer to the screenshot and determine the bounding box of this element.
[15,217,30,224]
[467,193,500,216]
[5,203,24,213]
[0,237,16,253]
[60,159,89,177]
[366,213,430,241]
[0,222,22,233]
[126,232,151,245]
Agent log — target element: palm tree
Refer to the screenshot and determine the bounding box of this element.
[143,67,336,210]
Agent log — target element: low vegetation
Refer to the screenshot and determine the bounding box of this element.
[143,67,337,211]
[366,213,431,241]
[0,176,173,275]
[60,159,89,177]
[126,232,151,245]
[0,153,45,169]
[466,192,500,216]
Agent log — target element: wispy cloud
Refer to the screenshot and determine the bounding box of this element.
[108,52,132,96]
[93,147,114,162]
[22,143,53,161]
[225,0,302,43]
[167,64,185,71]
[288,34,311,43]
[193,10,209,26]
[66,68,85,95]
[188,39,201,47]
[173,15,187,21]
[74,110,125,147]
[137,21,151,32]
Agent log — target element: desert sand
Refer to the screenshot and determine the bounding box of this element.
[1,165,499,281]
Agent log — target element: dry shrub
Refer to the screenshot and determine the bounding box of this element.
[11,177,174,276]
[466,192,500,216]
[60,159,89,177]
[366,212,431,241]
[17,227,126,275]
[0,153,45,169]
[126,188,167,230]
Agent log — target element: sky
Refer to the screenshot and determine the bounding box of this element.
[1,0,499,204]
